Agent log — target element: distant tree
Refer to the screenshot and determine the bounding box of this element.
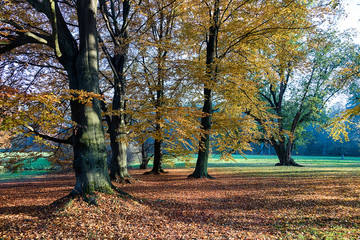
[249,30,360,166]
[127,0,203,174]
[182,0,332,177]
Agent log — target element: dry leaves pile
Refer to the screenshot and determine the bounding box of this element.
[1,168,360,239]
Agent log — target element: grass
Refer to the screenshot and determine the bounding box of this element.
[0,152,53,181]
[1,153,360,181]
[0,170,49,181]
[141,154,360,169]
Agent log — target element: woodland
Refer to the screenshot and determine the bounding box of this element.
[1,0,360,238]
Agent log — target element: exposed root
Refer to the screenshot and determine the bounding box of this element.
[111,184,134,199]
[275,158,304,167]
[187,173,216,179]
[82,194,98,206]
[50,183,134,208]
[50,193,77,210]
[144,169,168,175]
[112,176,137,184]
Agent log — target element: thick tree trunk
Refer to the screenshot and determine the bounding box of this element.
[70,0,113,194]
[109,128,130,181]
[272,140,303,167]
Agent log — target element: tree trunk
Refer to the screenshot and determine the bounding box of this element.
[189,0,219,179]
[140,142,150,169]
[147,31,166,174]
[98,0,131,182]
[109,127,130,181]
[108,65,130,181]
[150,124,164,174]
[272,139,303,167]
[71,0,113,194]
[189,88,213,178]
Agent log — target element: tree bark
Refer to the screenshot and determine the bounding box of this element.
[189,0,219,179]
[147,12,167,174]
[108,58,131,181]
[140,142,150,169]
[150,126,165,174]
[70,0,113,194]
[188,88,213,178]
[272,139,303,167]
[99,0,131,182]
[149,77,165,174]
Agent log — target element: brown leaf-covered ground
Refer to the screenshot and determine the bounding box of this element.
[1,167,360,239]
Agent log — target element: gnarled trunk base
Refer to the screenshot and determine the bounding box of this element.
[275,157,304,167]
[188,172,215,179]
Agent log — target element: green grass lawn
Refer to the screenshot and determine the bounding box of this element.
[152,154,360,169]
[0,152,53,181]
[1,153,360,181]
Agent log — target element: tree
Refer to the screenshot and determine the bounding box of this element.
[183,0,329,178]
[1,0,116,195]
[98,0,134,182]
[126,0,203,174]
[251,30,360,166]
[140,0,178,174]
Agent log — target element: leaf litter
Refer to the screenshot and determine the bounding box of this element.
[1,168,360,239]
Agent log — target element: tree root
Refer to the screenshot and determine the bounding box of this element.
[50,193,77,210]
[112,176,138,184]
[275,158,304,167]
[187,173,216,179]
[111,184,134,199]
[49,183,134,209]
[144,169,168,175]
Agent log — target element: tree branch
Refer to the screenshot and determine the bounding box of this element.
[26,125,73,145]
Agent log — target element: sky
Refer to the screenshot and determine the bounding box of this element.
[337,0,360,44]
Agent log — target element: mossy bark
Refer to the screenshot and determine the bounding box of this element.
[69,0,113,194]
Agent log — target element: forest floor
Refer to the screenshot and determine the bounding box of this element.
[1,167,360,239]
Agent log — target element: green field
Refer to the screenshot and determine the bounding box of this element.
[0,152,53,181]
[1,153,360,181]
[156,154,360,169]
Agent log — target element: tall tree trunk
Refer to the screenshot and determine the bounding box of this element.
[99,0,131,182]
[151,66,165,174]
[189,0,219,179]
[70,0,113,194]
[148,26,166,174]
[108,58,130,181]
[147,85,165,174]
